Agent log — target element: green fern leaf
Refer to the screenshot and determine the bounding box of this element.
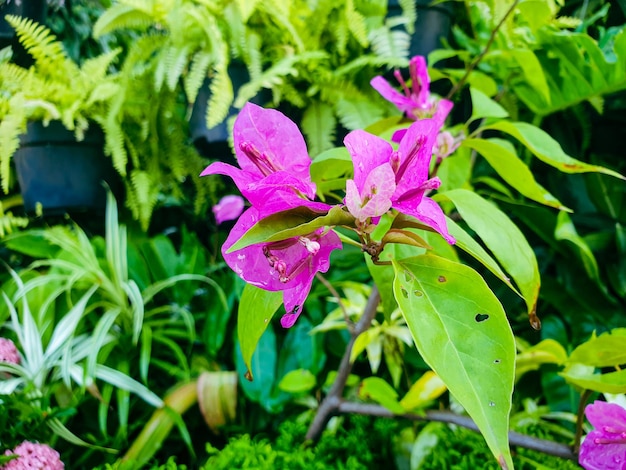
[398,0,417,34]
[166,45,190,91]
[301,101,337,157]
[369,26,410,59]
[0,105,26,193]
[345,0,369,47]
[335,96,384,130]
[185,51,213,103]
[206,63,233,129]
[93,4,155,38]
[126,170,159,231]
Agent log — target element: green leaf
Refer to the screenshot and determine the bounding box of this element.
[483,121,626,180]
[568,329,626,368]
[278,369,316,393]
[469,87,509,122]
[560,368,626,394]
[436,189,540,323]
[310,147,353,199]
[554,211,602,286]
[393,255,515,469]
[462,137,569,211]
[515,339,568,381]
[358,377,405,414]
[237,284,283,379]
[227,206,354,253]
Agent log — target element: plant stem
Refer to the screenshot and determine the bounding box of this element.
[337,401,577,461]
[574,389,592,454]
[446,0,520,100]
[305,285,380,442]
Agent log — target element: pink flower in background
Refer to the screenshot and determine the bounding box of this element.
[0,338,19,365]
[222,206,342,328]
[201,103,317,214]
[2,441,64,469]
[343,120,455,245]
[579,400,626,470]
[433,131,464,163]
[371,55,453,123]
[212,195,245,225]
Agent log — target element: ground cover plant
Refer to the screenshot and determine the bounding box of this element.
[1,0,626,469]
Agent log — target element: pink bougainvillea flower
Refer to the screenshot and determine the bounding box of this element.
[579,400,626,470]
[222,206,342,328]
[371,55,453,123]
[0,338,20,365]
[344,130,396,223]
[212,195,245,225]
[201,103,317,210]
[3,441,64,469]
[343,120,455,244]
[434,130,464,163]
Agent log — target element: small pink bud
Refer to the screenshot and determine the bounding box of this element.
[0,338,20,365]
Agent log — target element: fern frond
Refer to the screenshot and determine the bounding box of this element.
[345,0,369,48]
[0,103,26,193]
[369,25,410,60]
[184,51,213,103]
[93,4,155,38]
[234,0,262,22]
[334,55,408,77]
[397,0,417,34]
[126,170,159,231]
[0,208,29,238]
[335,95,385,130]
[98,116,128,177]
[234,51,327,107]
[301,101,337,157]
[81,49,122,83]
[6,15,75,77]
[206,63,233,129]
[166,45,190,91]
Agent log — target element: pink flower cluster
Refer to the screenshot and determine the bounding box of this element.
[202,56,456,328]
[0,338,20,365]
[579,401,626,470]
[2,442,64,469]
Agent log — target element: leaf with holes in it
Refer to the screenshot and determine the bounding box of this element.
[393,255,515,470]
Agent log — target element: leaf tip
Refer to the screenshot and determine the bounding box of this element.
[244,370,254,382]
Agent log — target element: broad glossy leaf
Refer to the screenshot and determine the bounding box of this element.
[227,206,354,253]
[310,147,352,199]
[463,137,569,211]
[515,339,568,381]
[445,216,520,297]
[400,371,447,411]
[358,376,405,414]
[469,88,509,122]
[393,255,515,469]
[484,121,626,180]
[278,369,316,393]
[568,329,626,367]
[237,284,283,379]
[436,189,540,323]
[560,368,626,394]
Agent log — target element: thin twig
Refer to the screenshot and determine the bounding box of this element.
[574,389,592,454]
[446,0,520,100]
[337,401,577,461]
[305,285,380,442]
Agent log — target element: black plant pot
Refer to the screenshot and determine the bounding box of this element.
[190,62,271,160]
[0,0,47,49]
[387,0,453,58]
[14,121,122,215]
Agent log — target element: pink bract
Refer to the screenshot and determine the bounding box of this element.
[370,55,453,123]
[579,401,626,470]
[212,195,245,225]
[222,206,342,328]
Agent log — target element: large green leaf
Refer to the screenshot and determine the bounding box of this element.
[462,137,569,211]
[227,206,354,253]
[560,368,626,394]
[237,283,283,379]
[568,328,626,367]
[468,87,509,123]
[393,255,515,469]
[436,189,540,323]
[483,121,625,180]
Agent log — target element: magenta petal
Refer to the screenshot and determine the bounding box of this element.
[370,76,417,114]
[394,119,438,197]
[344,129,393,190]
[213,195,245,224]
[394,197,456,244]
[579,431,626,470]
[357,164,395,220]
[200,161,258,194]
[410,56,431,109]
[234,102,312,184]
[433,98,454,128]
[586,401,626,430]
[391,128,408,143]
